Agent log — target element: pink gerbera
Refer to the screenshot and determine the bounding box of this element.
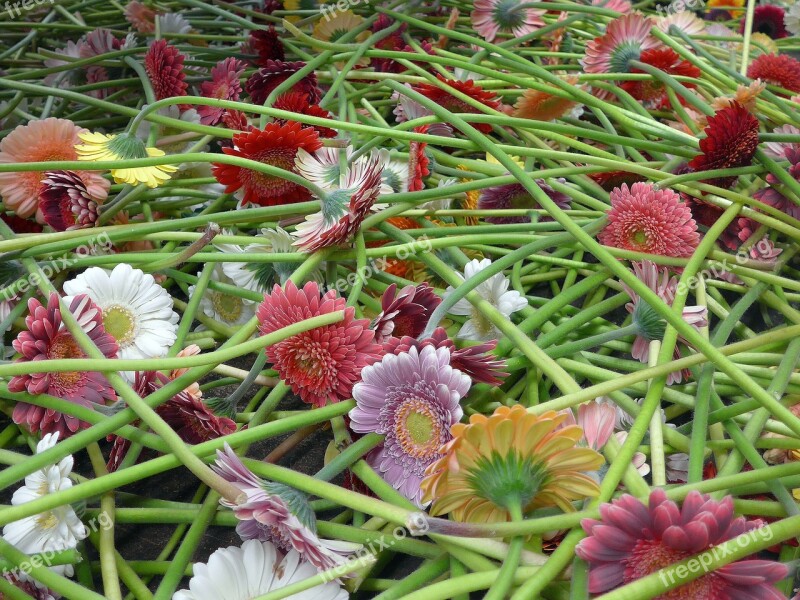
[39,170,101,231]
[213,444,360,571]
[144,39,188,107]
[10,293,118,438]
[577,489,788,597]
[372,283,442,343]
[256,281,382,407]
[199,58,246,125]
[598,182,699,257]
[292,149,387,252]
[622,261,707,384]
[471,0,546,43]
[583,13,661,74]
[0,118,109,218]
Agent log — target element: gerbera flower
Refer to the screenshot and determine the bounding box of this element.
[371,283,441,343]
[747,53,800,93]
[392,84,454,138]
[575,400,617,450]
[144,39,188,107]
[576,489,788,596]
[513,78,580,122]
[621,47,700,106]
[292,149,387,252]
[582,13,661,75]
[408,126,430,192]
[198,58,246,126]
[478,179,571,224]
[212,121,322,207]
[173,539,348,600]
[249,26,285,65]
[313,10,369,65]
[39,170,101,231]
[706,0,744,18]
[10,294,118,438]
[411,76,501,134]
[688,102,759,189]
[2,432,87,577]
[62,263,179,366]
[599,182,699,257]
[213,444,360,571]
[75,130,178,188]
[188,264,255,328]
[246,60,320,106]
[350,345,470,506]
[471,0,546,43]
[124,0,157,33]
[740,5,788,39]
[711,80,766,113]
[657,11,706,35]
[422,405,603,521]
[443,258,527,342]
[592,0,631,12]
[622,260,707,384]
[763,124,800,158]
[157,12,192,36]
[0,118,109,218]
[787,2,800,36]
[272,92,337,138]
[384,326,507,385]
[256,281,382,407]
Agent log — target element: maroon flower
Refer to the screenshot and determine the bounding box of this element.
[740,5,789,39]
[478,179,571,224]
[249,27,285,65]
[246,60,320,106]
[372,283,442,343]
[39,170,101,231]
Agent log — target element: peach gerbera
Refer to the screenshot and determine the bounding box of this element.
[0,118,109,219]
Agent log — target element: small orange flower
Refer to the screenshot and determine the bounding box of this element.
[421,405,603,522]
[513,77,580,122]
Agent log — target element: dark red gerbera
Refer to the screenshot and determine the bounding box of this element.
[412,76,501,134]
[144,39,188,108]
[249,26,285,65]
[685,196,753,250]
[39,170,101,231]
[622,47,700,106]
[687,102,759,189]
[272,92,337,138]
[371,283,442,343]
[747,53,800,93]
[740,4,788,39]
[212,121,322,207]
[198,57,246,126]
[591,170,648,191]
[246,60,320,106]
[408,124,430,192]
[0,213,43,234]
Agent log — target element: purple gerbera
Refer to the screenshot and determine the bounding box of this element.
[371,283,442,343]
[576,489,788,597]
[478,179,570,224]
[10,294,118,438]
[212,444,359,572]
[349,345,471,506]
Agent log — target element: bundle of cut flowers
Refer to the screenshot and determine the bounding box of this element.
[1,0,800,598]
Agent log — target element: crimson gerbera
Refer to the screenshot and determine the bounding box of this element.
[249,26,285,65]
[272,92,337,138]
[256,281,383,407]
[687,102,759,189]
[198,57,246,126]
[212,121,322,207]
[246,60,320,106]
[622,47,700,106]
[144,39,188,108]
[747,53,800,93]
[411,76,500,134]
[740,4,789,39]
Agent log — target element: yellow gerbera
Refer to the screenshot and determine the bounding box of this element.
[457,165,480,226]
[706,0,744,18]
[312,10,369,66]
[421,405,603,522]
[75,131,178,188]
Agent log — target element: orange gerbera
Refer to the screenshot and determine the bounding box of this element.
[421,405,603,522]
[513,77,580,122]
[0,118,109,219]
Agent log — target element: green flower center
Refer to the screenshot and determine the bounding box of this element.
[609,42,643,73]
[632,299,667,341]
[210,291,243,323]
[493,0,525,29]
[467,452,548,510]
[395,398,444,459]
[103,305,136,346]
[106,132,149,160]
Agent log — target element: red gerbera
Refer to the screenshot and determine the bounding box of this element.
[144,39,188,108]
[371,283,441,343]
[198,58,246,125]
[256,281,383,407]
[687,102,759,189]
[212,121,322,207]
[622,47,700,106]
[39,170,101,231]
[222,109,252,132]
[747,53,800,93]
[408,124,430,192]
[272,92,337,138]
[249,26,285,65]
[740,5,789,39]
[246,60,320,106]
[412,76,500,134]
[599,182,699,257]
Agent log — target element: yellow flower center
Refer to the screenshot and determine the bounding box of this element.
[36,510,59,530]
[103,305,136,346]
[395,399,443,460]
[210,291,243,323]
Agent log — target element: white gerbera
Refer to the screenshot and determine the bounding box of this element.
[188,265,254,327]
[157,12,192,35]
[63,263,179,363]
[444,258,527,341]
[2,434,86,578]
[172,539,348,600]
[786,2,800,36]
[295,146,356,190]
